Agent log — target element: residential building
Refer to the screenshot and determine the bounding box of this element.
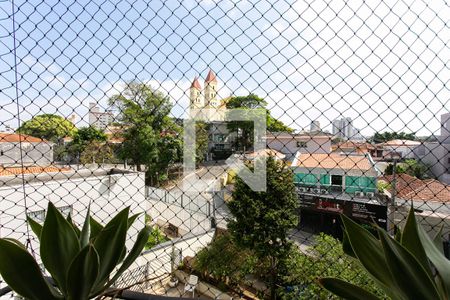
[332,117,365,141]
[0,167,145,260]
[415,113,450,184]
[189,70,236,159]
[89,102,115,129]
[233,148,286,161]
[379,139,421,159]
[380,174,450,237]
[265,131,332,161]
[310,120,321,132]
[0,133,53,166]
[291,153,386,236]
[332,141,383,158]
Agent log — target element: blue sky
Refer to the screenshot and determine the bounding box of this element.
[1,0,449,136]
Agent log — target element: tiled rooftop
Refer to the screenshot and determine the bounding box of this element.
[0,133,47,143]
[0,166,70,177]
[381,174,450,203]
[293,153,373,171]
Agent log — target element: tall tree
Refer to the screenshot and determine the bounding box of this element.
[195,121,210,164]
[226,94,293,150]
[108,82,181,183]
[227,156,299,299]
[17,114,77,142]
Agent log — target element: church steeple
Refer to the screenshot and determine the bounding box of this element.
[205,69,217,83]
[190,76,203,109]
[204,69,218,107]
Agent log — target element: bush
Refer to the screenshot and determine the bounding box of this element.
[144,226,169,250]
[281,234,385,299]
[193,233,259,286]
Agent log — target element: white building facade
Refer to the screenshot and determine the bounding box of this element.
[415,113,450,184]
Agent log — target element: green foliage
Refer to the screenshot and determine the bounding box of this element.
[79,141,114,165]
[108,82,182,179]
[371,131,417,143]
[385,159,430,179]
[320,208,450,300]
[226,94,293,150]
[0,202,150,300]
[144,226,169,250]
[69,126,107,153]
[17,114,77,142]
[376,180,392,193]
[195,121,209,164]
[193,233,259,286]
[227,156,298,298]
[280,234,385,299]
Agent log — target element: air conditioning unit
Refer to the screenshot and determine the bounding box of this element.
[366,192,375,198]
[355,191,364,197]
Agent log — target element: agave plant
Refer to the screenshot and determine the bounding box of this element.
[0,202,150,300]
[320,208,450,300]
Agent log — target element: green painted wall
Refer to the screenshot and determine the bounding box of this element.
[294,173,319,185]
[294,173,330,185]
[320,174,330,184]
[294,172,376,194]
[345,176,376,193]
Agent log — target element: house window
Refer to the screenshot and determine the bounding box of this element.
[27,205,73,223]
[297,141,307,148]
[58,205,73,218]
[28,209,46,223]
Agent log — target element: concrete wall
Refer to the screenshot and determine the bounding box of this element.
[146,187,213,235]
[267,136,331,160]
[415,142,450,184]
[393,200,450,237]
[124,230,215,292]
[0,142,53,166]
[0,169,146,261]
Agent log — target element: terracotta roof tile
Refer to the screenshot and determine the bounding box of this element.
[294,153,373,171]
[0,133,46,143]
[381,174,450,203]
[190,77,202,89]
[0,166,70,177]
[205,69,217,83]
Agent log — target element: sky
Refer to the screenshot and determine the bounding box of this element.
[0,0,449,136]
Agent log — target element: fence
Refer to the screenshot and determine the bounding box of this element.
[1,0,450,299]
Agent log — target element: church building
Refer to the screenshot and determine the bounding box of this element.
[189,70,235,160]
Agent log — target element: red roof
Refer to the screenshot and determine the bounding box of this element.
[0,133,46,143]
[205,69,217,83]
[294,153,373,171]
[0,166,70,177]
[191,77,202,89]
[381,174,450,203]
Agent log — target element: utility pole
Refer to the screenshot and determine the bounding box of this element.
[388,159,397,236]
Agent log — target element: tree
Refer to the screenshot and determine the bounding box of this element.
[68,126,107,157]
[384,159,430,179]
[226,94,293,150]
[280,234,385,299]
[227,156,299,299]
[17,114,77,142]
[193,233,259,287]
[371,131,417,143]
[79,141,114,165]
[195,121,210,164]
[108,82,182,183]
